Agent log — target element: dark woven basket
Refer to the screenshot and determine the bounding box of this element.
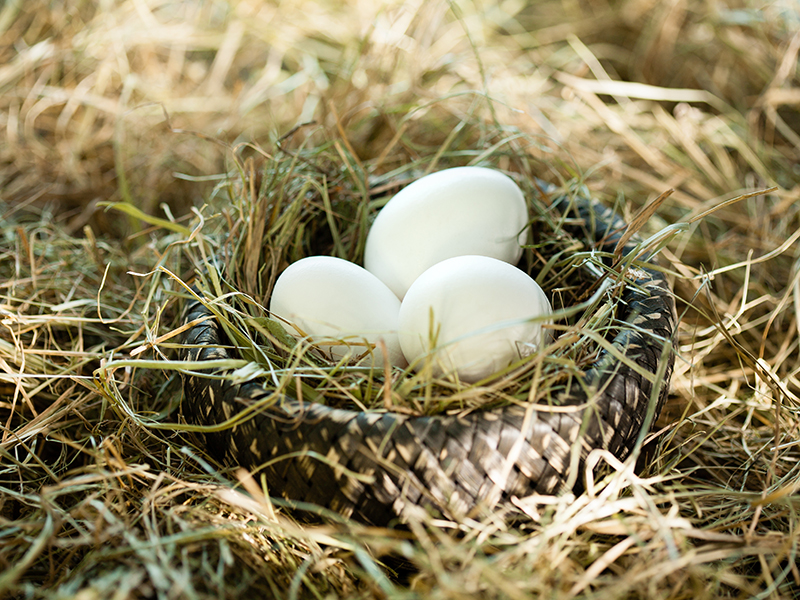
[180,184,676,525]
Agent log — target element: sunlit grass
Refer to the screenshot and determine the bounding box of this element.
[2,0,799,597]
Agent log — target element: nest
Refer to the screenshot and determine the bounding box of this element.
[178,137,677,525]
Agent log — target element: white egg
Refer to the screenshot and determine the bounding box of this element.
[364,166,529,299]
[269,256,407,368]
[398,255,551,383]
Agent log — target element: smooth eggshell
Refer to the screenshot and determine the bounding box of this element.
[269,256,407,368]
[398,255,551,383]
[364,166,529,299]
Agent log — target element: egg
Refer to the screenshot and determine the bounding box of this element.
[269,256,407,368]
[364,166,529,299]
[398,255,551,383]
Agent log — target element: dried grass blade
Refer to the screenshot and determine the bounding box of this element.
[569,535,637,597]
[613,188,673,259]
[684,187,778,224]
[98,202,191,235]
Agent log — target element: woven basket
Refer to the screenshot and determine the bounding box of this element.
[180,183,676,525]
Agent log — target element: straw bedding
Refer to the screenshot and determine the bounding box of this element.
[3,0,799,596]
